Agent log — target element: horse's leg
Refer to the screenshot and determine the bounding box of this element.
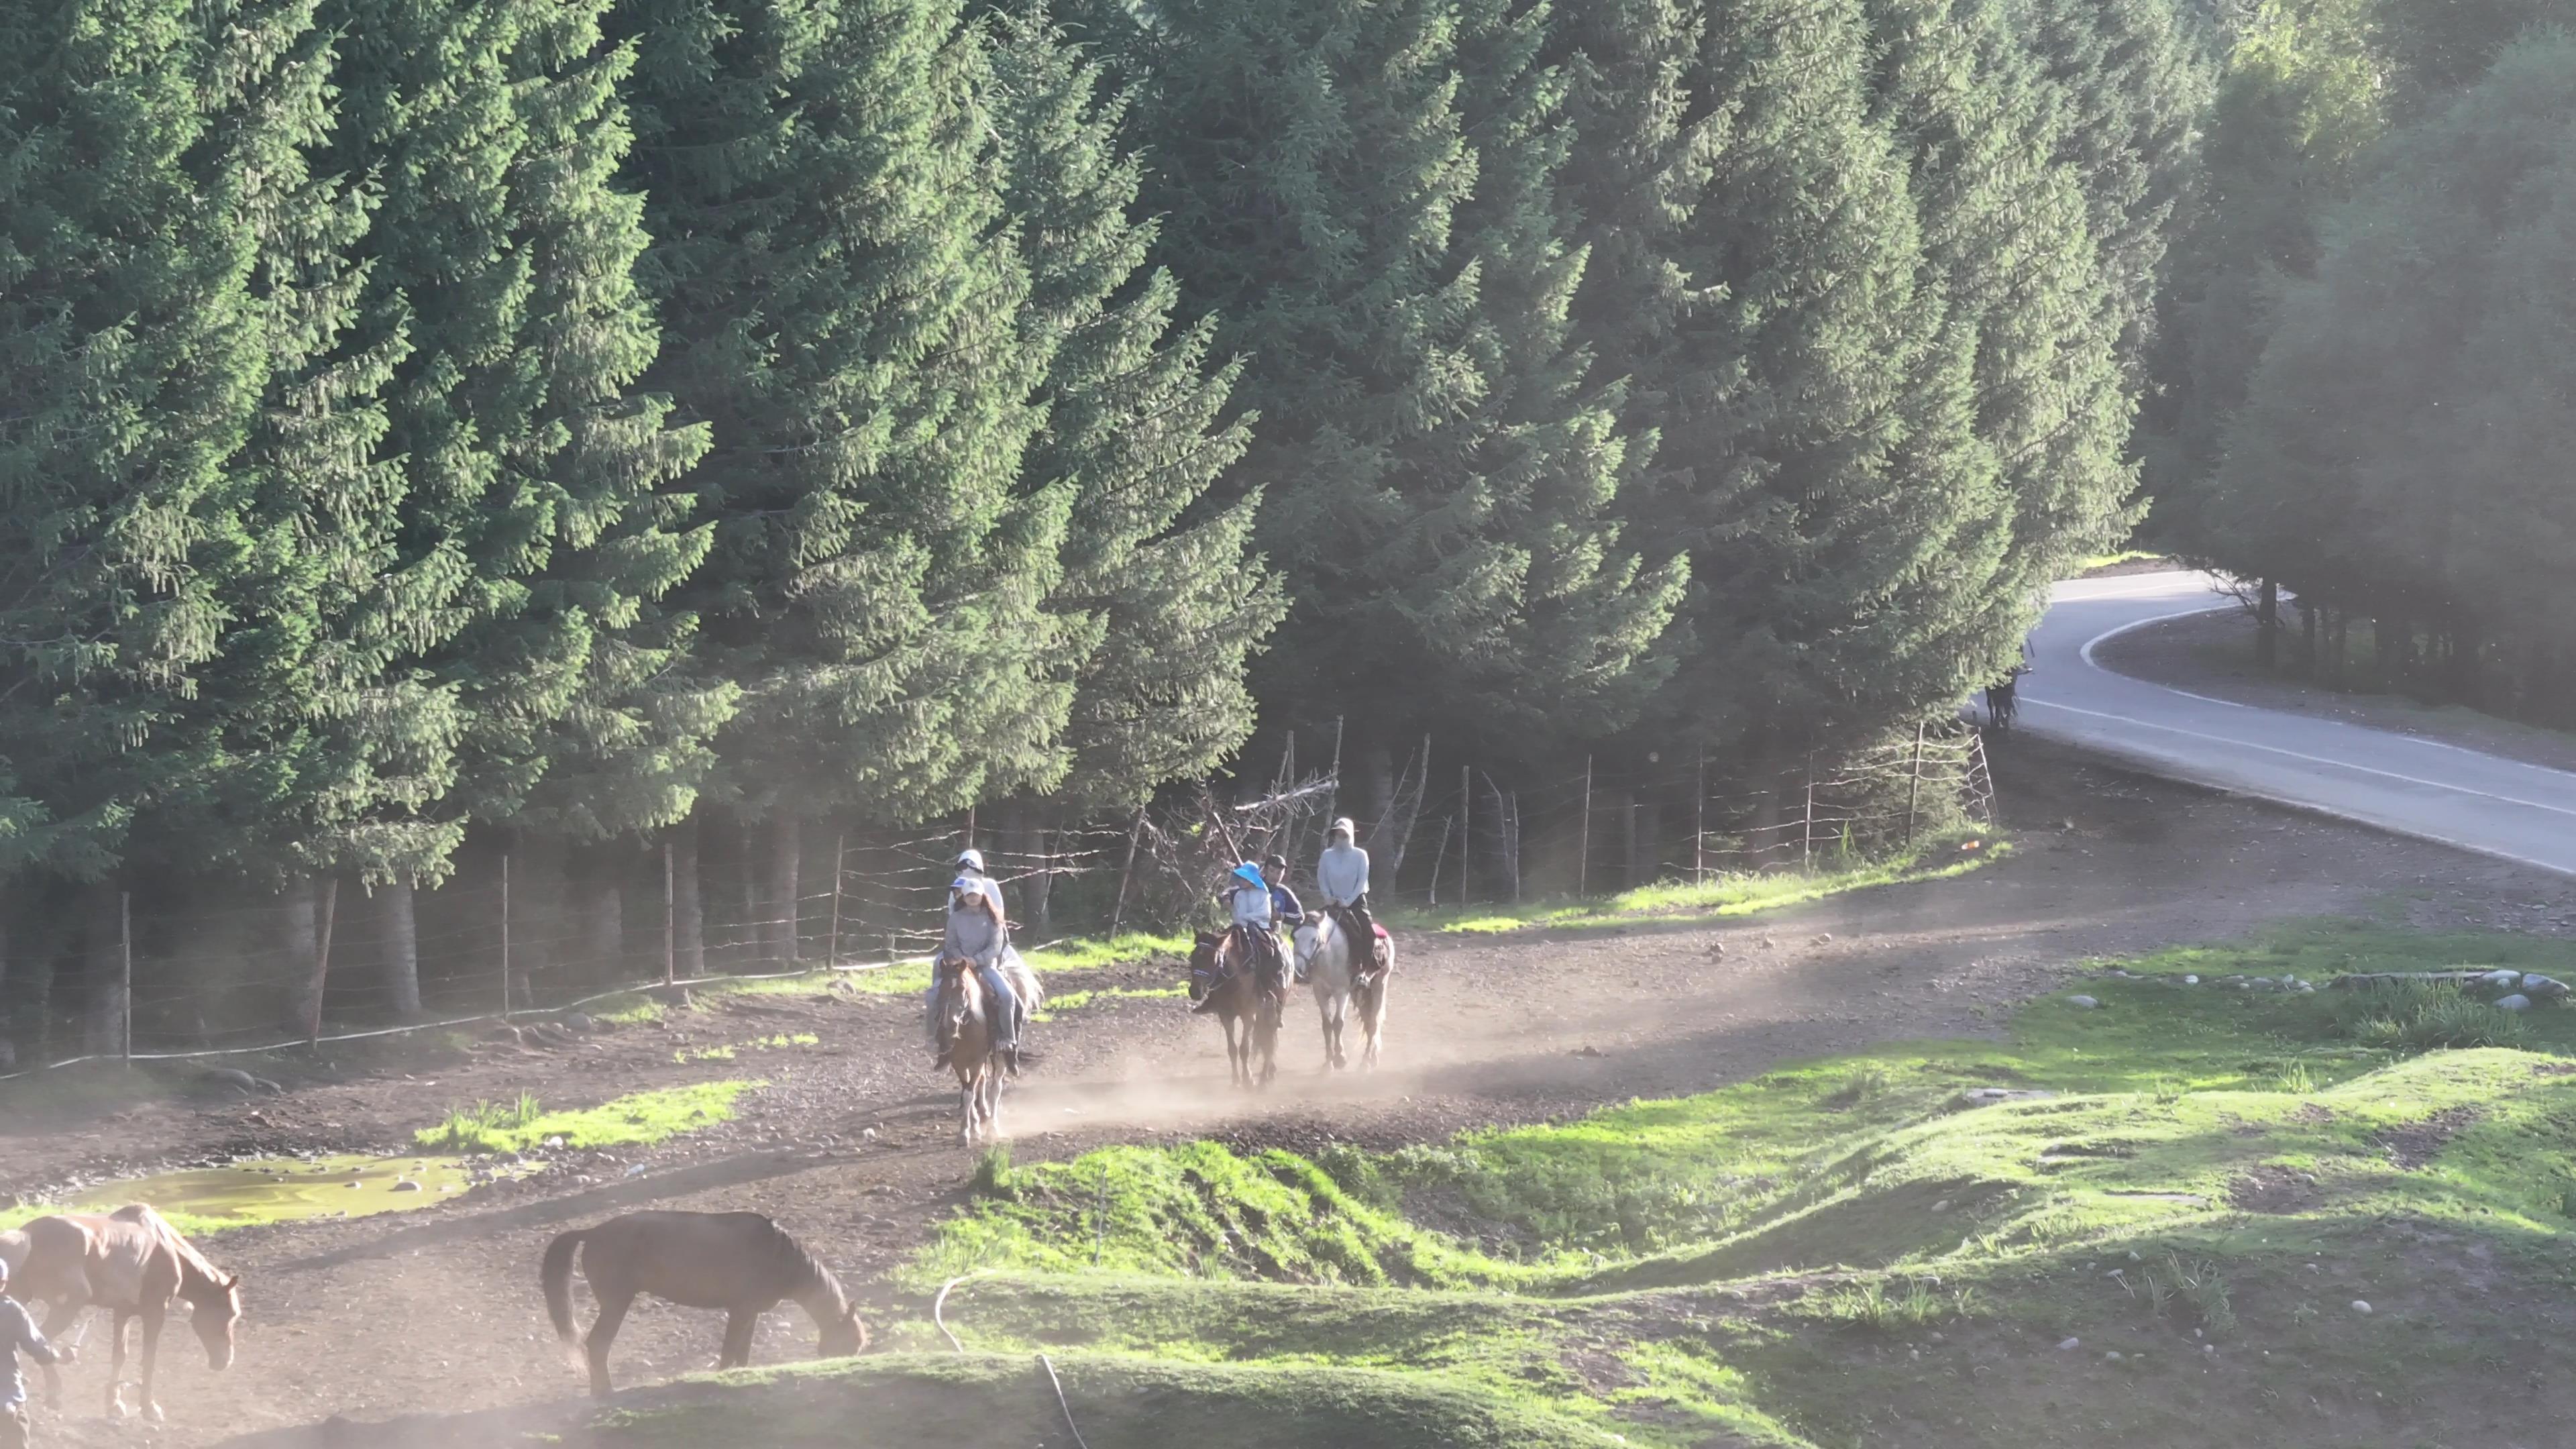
[137,1299,166,1424]
[586,1289,635,1399]
[958,1068,979,1145]
[982,1061,1003,1140]
[719,1309,757,1371]
[105,1310,130,1419]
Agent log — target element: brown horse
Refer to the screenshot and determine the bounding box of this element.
[934,955,1008,1144]
[1189,928,1283,1087]
[542,1210,864,1398]
[13,1205,241,1422]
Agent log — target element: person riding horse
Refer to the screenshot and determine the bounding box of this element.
[927,849,1024,1074]
[1195,861,1286,1012]
[0,1254,70,1449]
[1316,818,1377,974]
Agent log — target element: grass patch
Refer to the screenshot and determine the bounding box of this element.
[1034,985,1187,1021]
[2075,548,2167,574]
[588,933,1192,1023]
[1393,830,2006,936]
[674,1032,818,1065]
[415,1081,757,1154]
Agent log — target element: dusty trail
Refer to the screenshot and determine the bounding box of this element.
[7,743,2575,1446]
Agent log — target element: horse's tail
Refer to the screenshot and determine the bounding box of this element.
[541,1229,589,1353]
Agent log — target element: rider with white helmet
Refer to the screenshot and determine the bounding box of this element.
[1316,818,1377,970]
[930,847,1024,1072]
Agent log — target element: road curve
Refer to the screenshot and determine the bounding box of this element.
[2017,570,2576,877]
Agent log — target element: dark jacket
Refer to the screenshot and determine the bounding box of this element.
[1,1293,60,1409]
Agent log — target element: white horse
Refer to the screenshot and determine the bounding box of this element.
[1293,911,1390,1071]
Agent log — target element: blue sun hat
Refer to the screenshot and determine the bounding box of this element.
[1232,861,1266,889]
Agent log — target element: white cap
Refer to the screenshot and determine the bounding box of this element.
[955,848,985,873]
[1330,818,1356,838]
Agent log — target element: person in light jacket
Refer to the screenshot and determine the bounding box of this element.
[1316,818,1377,968]
[929,861,1024,1073]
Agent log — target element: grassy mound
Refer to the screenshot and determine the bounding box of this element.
[890,920,2576,1448]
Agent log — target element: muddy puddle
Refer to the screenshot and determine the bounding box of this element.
[5,1153,522,1233]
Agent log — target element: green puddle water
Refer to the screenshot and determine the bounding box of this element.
[4,1154,513,1235]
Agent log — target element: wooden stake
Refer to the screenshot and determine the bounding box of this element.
[1109,806,1145,938]
[1326,715,1345,824]
[1578,755,1593,898]
[119,889,132,1063]
[1907,722,1927,851]
[1693,747,1707,883]
[826,832,847,966]
[498,853,513,1020]
[663,839,677,987]
[1801,759,1815,873]
[308,877,338,1046]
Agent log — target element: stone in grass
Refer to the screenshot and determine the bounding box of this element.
[2351,1300,2373,1316]
[2495,994,2533,1012]
[2068,995,2099,1010]
[2057,1337,2082,1351]
[2523,975,2570,1001]
[2482,969,2523,990]
[391,1179,422,1193]
[2184,975,2200,985]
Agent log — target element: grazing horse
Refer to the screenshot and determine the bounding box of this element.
[542,1210,865,1399]
[1189,928,1283,1088]
[13,1205,241,1422]
[1293,910,1392,1071]
[934,954,1008,1144]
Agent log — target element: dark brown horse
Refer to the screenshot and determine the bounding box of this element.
[934,954,1008,1144]
[542,1210,864,1398]
[1189,928,1283,1087]
[13,1205,241,1422]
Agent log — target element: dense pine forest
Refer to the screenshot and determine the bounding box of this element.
[0,0,2555,1049]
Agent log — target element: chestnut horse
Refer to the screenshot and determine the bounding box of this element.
[13,1205,241,1422]
[543,1210,864,1398]
[1189,928,1283,1087]
[934,955,1008,1144]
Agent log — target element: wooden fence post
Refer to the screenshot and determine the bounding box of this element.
[1907,723,1927,851]
[1694,747,1707,883]
[826,832,847,967]
[1109,806,1145,938]
[308,878,337,1046]
[1459,765,1471,906]
[663,839,677,987]
[498,853,513,1020]
[119,890,132,1063]
[1801,759,1815,873]
[1578,755,1593,898]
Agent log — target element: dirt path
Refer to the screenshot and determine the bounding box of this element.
[8,742,2575,1446]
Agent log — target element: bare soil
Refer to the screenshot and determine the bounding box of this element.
[2094,608,2576,775]
[5,740,2576,1446]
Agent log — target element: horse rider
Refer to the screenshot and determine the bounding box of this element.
[1316,817,1376,969]
[928,853,1024,1074]
[0,1254,70,1449]
[1264,853,1307,973]
[1195,861,1281,1012]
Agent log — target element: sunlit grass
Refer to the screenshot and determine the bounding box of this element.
[414,1080,757,1154]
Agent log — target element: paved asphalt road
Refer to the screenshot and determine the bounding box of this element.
[2013,570,2576,877]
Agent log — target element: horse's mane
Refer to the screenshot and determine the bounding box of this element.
[116,1205,233,1301]
[755,1218,848,1315]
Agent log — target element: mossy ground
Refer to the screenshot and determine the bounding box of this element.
[413,1080,758,1153]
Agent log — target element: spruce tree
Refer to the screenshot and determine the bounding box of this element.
[1072,0,1681,764]
[315,0,723,853]
[621,0,1056,955]
[979,3,1283,812]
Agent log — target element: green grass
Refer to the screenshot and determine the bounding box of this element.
[871,916,2576,1449]
[1392,830,2005,936]
[674,1032,818,1064]
[414,1080,757,1153]
[1033,985,1188,1021]
[2075,548,2168,573]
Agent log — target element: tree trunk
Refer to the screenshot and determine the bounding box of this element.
[768,812,801,965]
[1635,800,1663,885]
[381,881,422,1020]
[2256,580,2278,670]
[281,878,321,1038]
[2448,621,2480,706]
[673,818,704,977]
[2298,600,2318,678]
[1002,803,1055,930]
[2331,611,2350,688]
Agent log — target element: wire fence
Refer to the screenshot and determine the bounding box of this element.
[0,724,1998,1079]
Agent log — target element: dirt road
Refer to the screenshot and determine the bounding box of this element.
[7,742,2575,1446]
